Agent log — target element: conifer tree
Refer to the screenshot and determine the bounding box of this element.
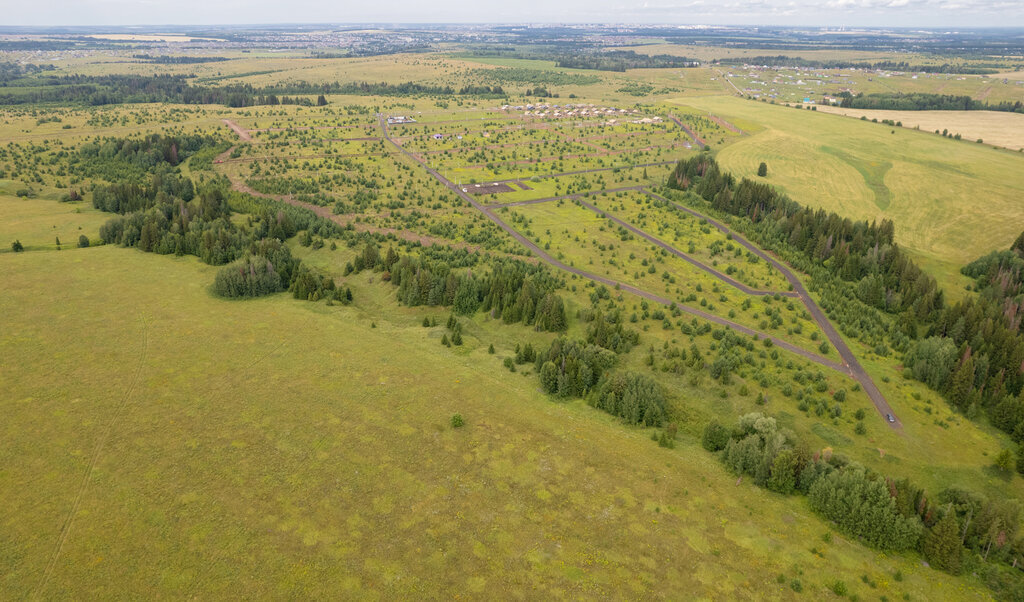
[923,512,962,574]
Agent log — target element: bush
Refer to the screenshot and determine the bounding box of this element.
[701,421,730,451]
[11,240,24,252]
[78,234,90,248]
[757,162,768,177]
[450,414,464,428]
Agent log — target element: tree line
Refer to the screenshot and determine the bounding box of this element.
[668,153,1024,466]
[81,134,344,301]
[703,413,1024,597]
[838,91,1024,114]
[726,56,1000,74]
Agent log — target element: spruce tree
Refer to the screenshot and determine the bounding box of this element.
[923,512,962,574]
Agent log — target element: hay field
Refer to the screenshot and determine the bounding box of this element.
[676,95,1024,268]
[813,105,1024,151]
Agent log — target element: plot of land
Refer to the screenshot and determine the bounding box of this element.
[813,105,1024,151]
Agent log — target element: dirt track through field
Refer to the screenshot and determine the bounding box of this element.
[377,115,870,379]
[213,147,512,257]
[222,119,252,142]
[35,314,149,597]
[219,114,898,428]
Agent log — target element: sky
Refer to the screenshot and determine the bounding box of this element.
[4,0,1023,28]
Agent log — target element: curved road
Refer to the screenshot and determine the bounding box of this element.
[376,115,857,377]
[222,116,899,428]
[643,189,900,428]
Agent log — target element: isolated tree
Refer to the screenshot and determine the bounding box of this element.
[923,512,962,574]
[78,234,89,248]
[11,240,23,252]
[757,162,768,177]
[317,95,328,106]
[995,449,1015,473]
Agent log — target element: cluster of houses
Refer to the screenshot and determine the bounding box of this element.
[386,115,416,124]
[500,103,641,120]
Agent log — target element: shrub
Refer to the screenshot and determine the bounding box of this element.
[702,421,730,451]
[78,234,90,248]
[11,240,24,252]
[450,414,464,428]
[830,580,848,596]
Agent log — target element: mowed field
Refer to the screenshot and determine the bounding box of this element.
[813,105,1024,151]
[0,245,990,600]
[675,95,1024,269]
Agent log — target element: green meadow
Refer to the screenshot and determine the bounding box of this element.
[674,96,1024,270]
[0,245,992,600]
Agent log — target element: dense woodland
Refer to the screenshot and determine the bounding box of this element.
[838,91,1024,113]
[728,56,1002,74]
[0,70,510,107]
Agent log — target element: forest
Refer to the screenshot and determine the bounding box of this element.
[838,92,1024,113]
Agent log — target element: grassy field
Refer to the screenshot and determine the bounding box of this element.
[813,105,1024,151]
[674,95,1024,270]
[3,43,1024,598]
[0,194,108,252]
[0,244,995,600]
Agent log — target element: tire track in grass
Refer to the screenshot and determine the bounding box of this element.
[35,313,149,598]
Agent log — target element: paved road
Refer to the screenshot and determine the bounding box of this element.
[643,189,900,428]
[378,115,856,377]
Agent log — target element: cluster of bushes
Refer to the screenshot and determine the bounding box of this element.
[351,243,569,332]
[703,413,1024,592]
[212,239,297,298]
[582,309,639,353]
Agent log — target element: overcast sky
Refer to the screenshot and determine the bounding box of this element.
[5,0,1022,28]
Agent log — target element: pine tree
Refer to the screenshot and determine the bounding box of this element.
[923,512,962,574]
[949,355,975,410]
[757,162,768,177]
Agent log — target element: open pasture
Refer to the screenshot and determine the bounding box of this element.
[1,245,994,600]
[676,95,1024,269]
[813,105,1024,151]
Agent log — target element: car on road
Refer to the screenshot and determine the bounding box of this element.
[886,413,895,423]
